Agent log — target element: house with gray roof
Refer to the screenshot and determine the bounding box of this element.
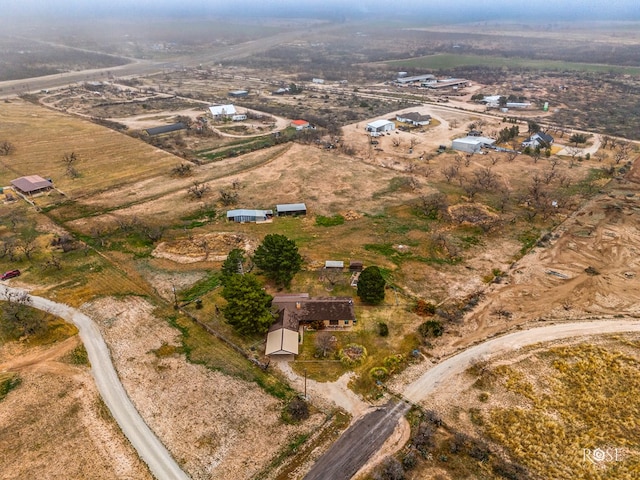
[522,132,554,149]
[265,295,356,357]
[396,112,431,126]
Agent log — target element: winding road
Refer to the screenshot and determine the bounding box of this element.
[0,285,190,480]
[302,318,640,479]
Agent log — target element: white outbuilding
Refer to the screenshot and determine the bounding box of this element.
[451,136,496,154]
[366,119,395,136]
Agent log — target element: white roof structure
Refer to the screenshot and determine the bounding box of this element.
[367,119,394,130]
[276,203,307,213]
[483,95,502,104]
[209,104,237,116]
[454,136,495,146]
[265,328,299,355]
[325,261,344,268]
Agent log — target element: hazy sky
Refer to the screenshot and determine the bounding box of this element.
[3,0,640,21]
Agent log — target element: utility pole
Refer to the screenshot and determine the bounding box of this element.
[304,369,307,399]
[172,284,178,310]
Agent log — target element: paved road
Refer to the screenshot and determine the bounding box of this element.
[0,285,190,480]
[303,319,640,479]
[304,400,410,480]
[404,318,640,402]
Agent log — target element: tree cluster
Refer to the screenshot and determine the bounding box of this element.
[253,234,302,287]
[221,274,273,335]
[357,266,386,304]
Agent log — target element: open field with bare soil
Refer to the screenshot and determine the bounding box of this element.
[0,316,152,480]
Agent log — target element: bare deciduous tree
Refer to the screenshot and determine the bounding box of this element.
[219,188,238,206]
[171,163,192,177]
[188,181,210,199]
[63,151,80,178]
[441,165,459,183]
[315,332,336,358]
[0,140,16,156]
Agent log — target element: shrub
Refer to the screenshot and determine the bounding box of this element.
[378,322,389,337]
[370,366,389,381]
[383,354,403,372]
[402,449,418,470]
[373,456,405,480]
[418,320,444,338]
[414,299,436,316]
[315,214,345,227]
[339,343,367,366]
[413,422,436,452]
[284,396,310,423]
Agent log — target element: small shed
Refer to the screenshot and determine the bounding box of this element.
[11,175,53,195]
[276,203,307,216]
[228,90,248,97]
[349,260,364,272]
[325,261,344,270]
[226,209,273,223]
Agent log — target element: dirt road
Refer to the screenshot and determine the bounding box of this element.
[403,318,640,403]
[0,285,190,480]
[304,400,410,480]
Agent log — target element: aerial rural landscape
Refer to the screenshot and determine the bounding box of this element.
[1,1,640,479]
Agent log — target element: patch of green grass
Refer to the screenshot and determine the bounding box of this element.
[315,214,345,227]
[386,53,640,75]
[517,229,540,255]
[0,373,21,402]
[179,271,221,303]
[66,344,90,366]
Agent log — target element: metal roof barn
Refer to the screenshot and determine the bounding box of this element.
[276,203,307,216]
[226,209,273,223]
[11,175,53,195]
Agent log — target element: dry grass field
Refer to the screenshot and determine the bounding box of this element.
[0,312,152,480]
[448,335,640,480]
[0,99,182,198]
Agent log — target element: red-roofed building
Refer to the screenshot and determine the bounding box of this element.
[291,119,310,130]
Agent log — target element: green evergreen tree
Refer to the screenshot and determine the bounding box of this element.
[253,234,302,287]
[221,274,273,335]
[220,248,246,286]
[357,266,386,304]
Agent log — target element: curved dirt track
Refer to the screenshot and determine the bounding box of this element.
[0,285,190,480]
[403,318,640,403]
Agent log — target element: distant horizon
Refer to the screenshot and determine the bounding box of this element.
[2,0,639,23]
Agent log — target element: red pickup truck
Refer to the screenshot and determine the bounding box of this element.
[1,269,20,280]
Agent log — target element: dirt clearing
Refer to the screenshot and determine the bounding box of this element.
[0,338,151,480]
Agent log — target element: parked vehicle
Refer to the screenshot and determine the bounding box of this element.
[1,269,20,280]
